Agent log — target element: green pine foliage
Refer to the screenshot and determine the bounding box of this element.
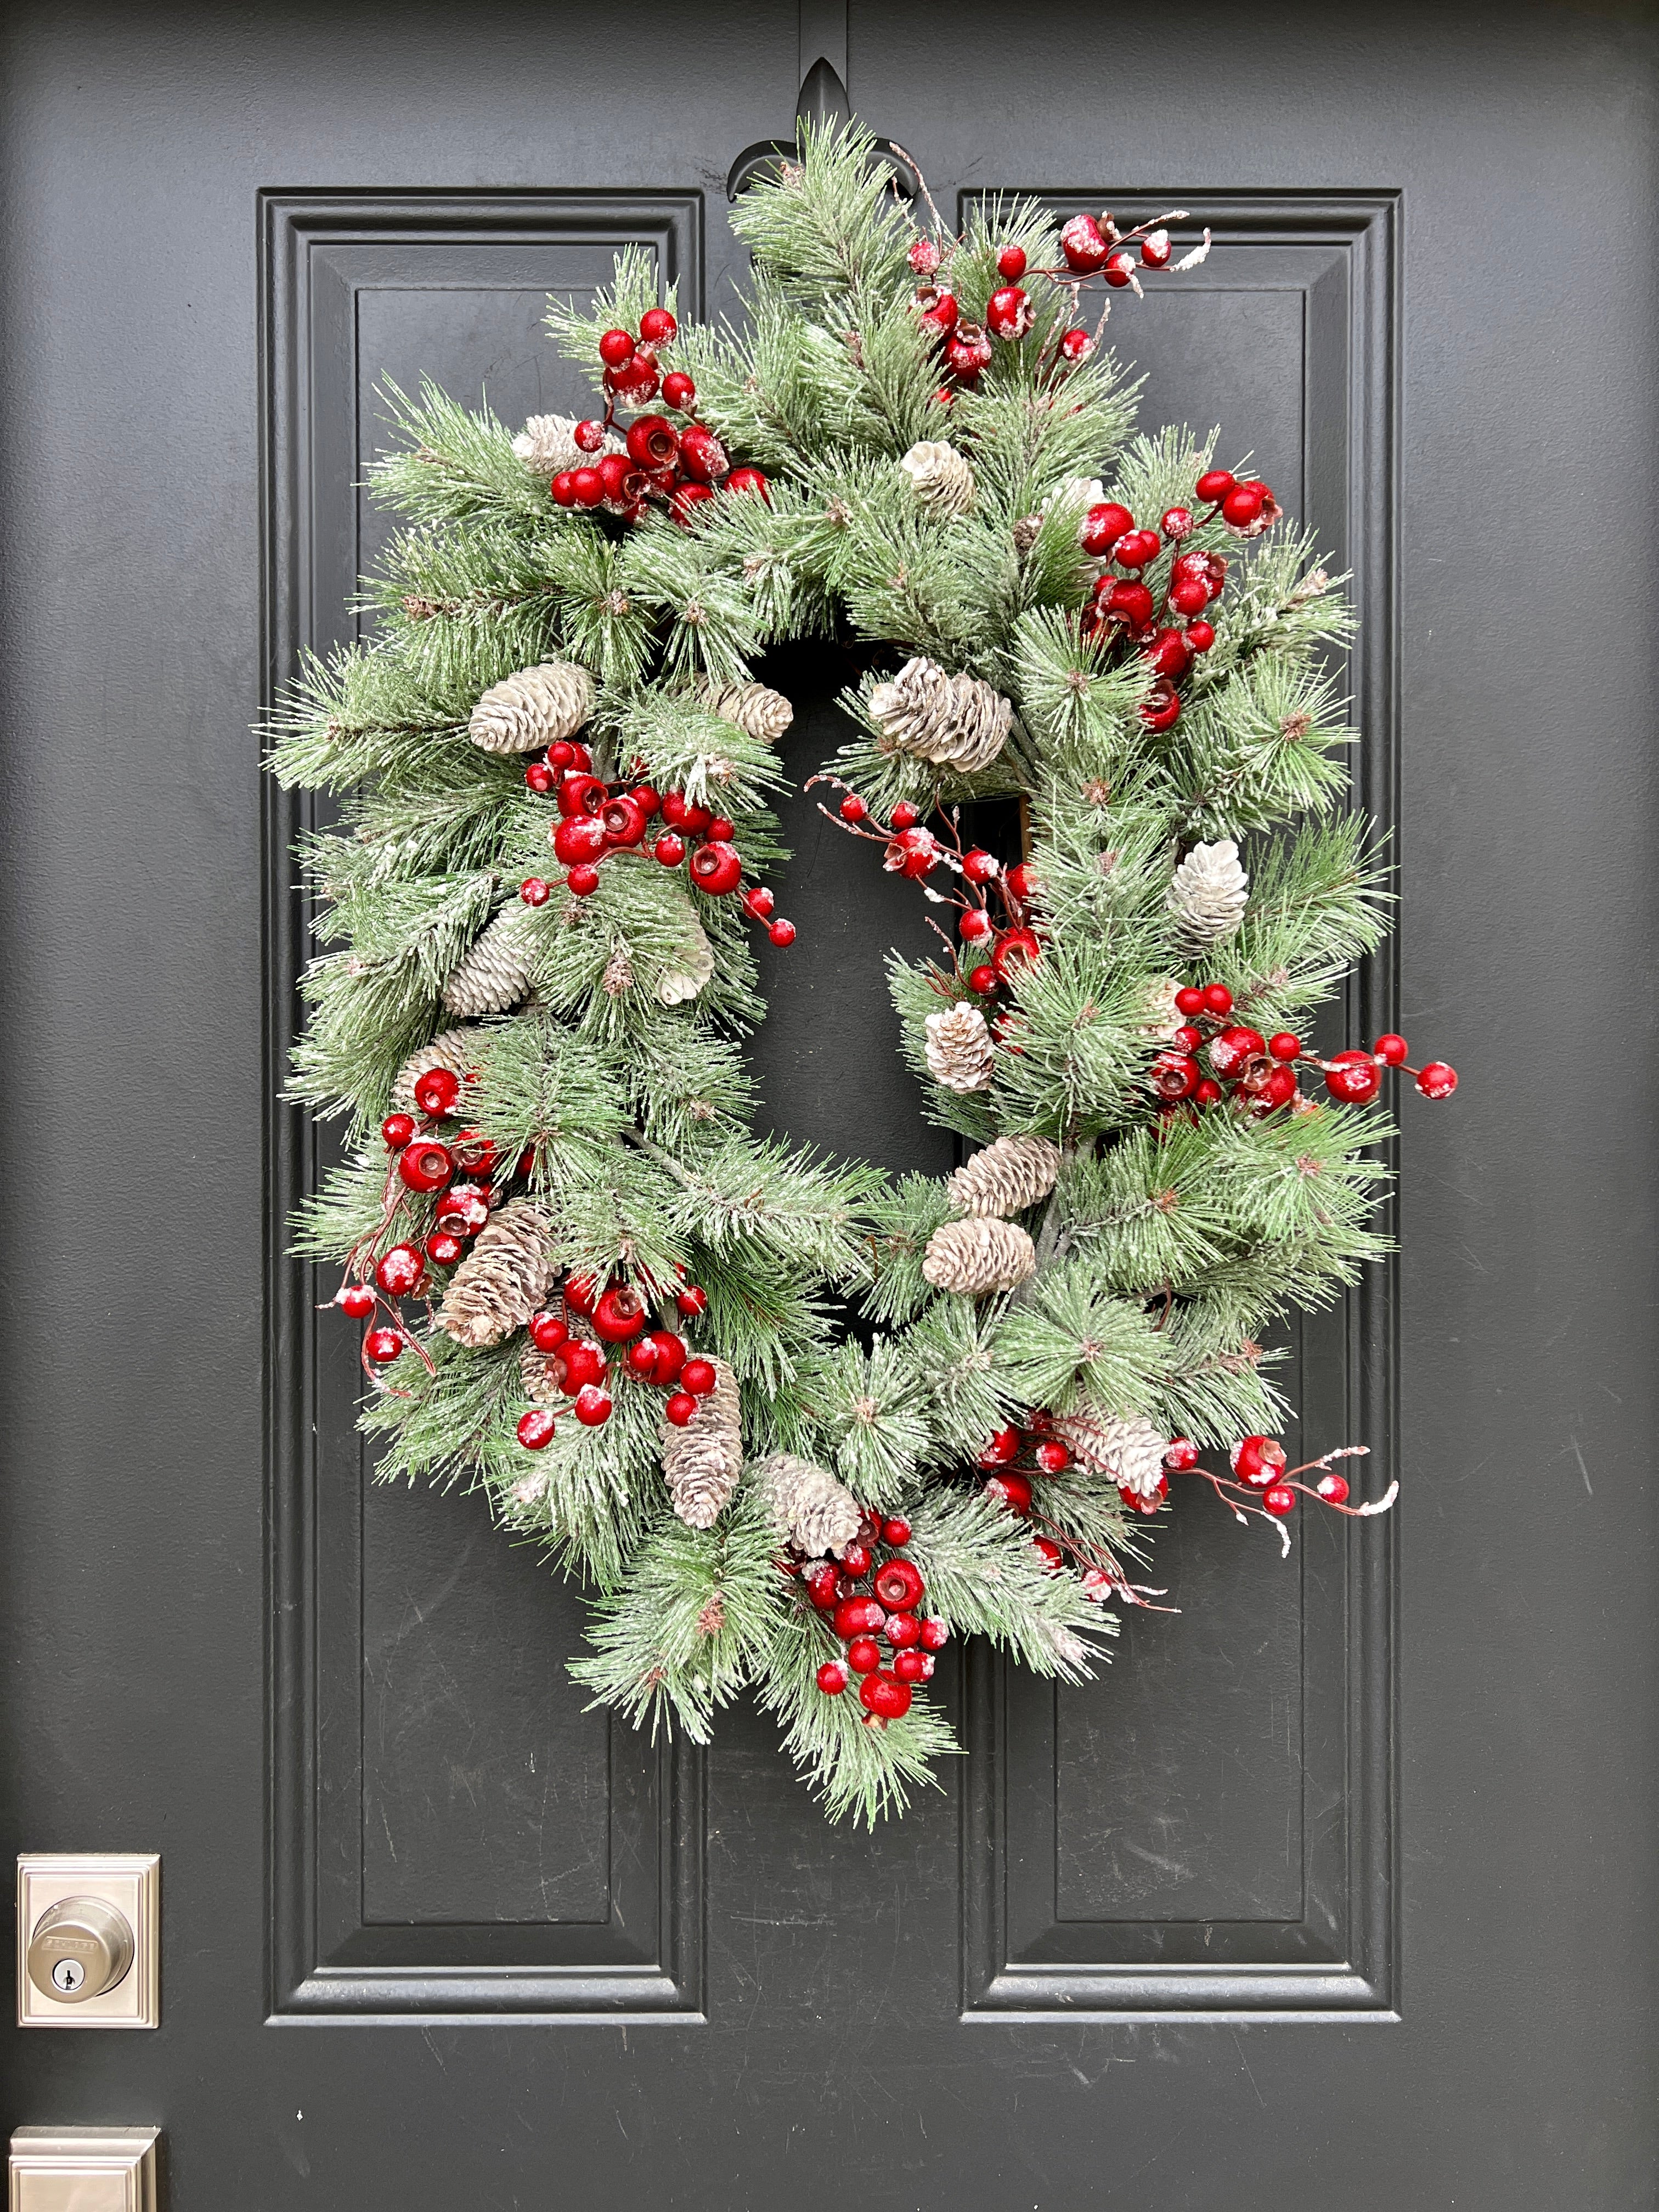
[267,118,1407,1822]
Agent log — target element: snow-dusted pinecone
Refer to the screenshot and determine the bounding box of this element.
[468,661,592,754]
[924,1002,996,1093]
[1139,977,1184,1041]
[1053,1408,1171,1500]
[520,1339,565,1407]
[947,1134,1062,1218]
[898,439,975,518]
[442,902,540,1016]
[1041,476,1105,524]
[512,414,582,473]
[867,656,1013,774]
[921,1216,1037,1295]
[390,1026,481,1115]
[602,941,635,997]
[657,912,715,1006]
[438,1199,557,1349]
[1167,839,1250,953]
[755,1454,862,1560]
[696,679,794,743]
[662,1359,743,1529]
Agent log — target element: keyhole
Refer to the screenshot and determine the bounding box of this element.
[50,1956,86,1994]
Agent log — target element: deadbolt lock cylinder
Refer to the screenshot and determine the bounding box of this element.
[26,1895,136,2004]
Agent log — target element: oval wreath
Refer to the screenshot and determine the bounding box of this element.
[269,123,1455,1823]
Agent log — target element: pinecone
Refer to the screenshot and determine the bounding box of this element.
[657,912,715,1006]
[442,904,540,1016]
[391,1026,481,1115]
[924,1002,996,1092]
[1167,839,1249,953]
[755,1453,862,1559]
[438,1199,557,1348]
[1011,513,1044,553]
[520,1339,565,1407]
[662,1359,743,1529]
[947,1134,1062,1218]
[511,414,583,472]
[696,679,794,743]
[921,1216,1037,1295]
[468,661,592,755]
[898,439,975,518]
[1139,977,1184,1041]
[867,657,1013,774]
[602,941,635,997]
[1052,1408,1171,1500]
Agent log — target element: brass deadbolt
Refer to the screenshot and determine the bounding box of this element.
[26,1895,135,2005]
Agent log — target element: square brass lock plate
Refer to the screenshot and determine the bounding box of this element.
[8,2128,159,2212]
[15,1855,160,2029]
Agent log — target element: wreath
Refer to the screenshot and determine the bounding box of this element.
[268,123,1455,1822]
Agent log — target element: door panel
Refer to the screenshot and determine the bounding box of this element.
[2,3,1654,2207]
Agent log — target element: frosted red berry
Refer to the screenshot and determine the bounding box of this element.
[860,1672,912,1720]
[1196,469,1236,504]
[882,1515,912,1548]
[517,1408,557,1451]
[681,1357,716,1397]
[1374,1033,1409,1065]
[529,1310,568,1354]
[839,793,868,823]
[1416,1061,1458,1098]
[846,1637,882,1675]
[985,1470,1034,1516]
[382,1112,417,1151]
[1080,501,1135,555]
[1325,1049,1383,1104]
[1261,1485,1297,1517]
[1163,1437,1199,1470]
[1231,1435,1286,1487]
[1103,249,1137,287]
[874,1558,924,1611]
[398,1140,453,1194]
[566,862,601,896]
[918,1616,950,1652]
[363,1327,404,1364]
[654,832,686,867]
[768,919,797,947]
[598,327,635,368]
[336,1282,376,1318]
[1060,213,1110,273]
[816,1660,849,1695]
[1318,1472,1351,1505]
[639,306,676,345]
[996,244,1027,279]
[665,1391,696,1426]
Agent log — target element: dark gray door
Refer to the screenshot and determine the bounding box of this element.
[3,5,1654,2205]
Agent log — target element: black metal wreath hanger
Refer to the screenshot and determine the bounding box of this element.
[727,1,918,202]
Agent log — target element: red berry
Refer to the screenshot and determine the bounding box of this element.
[552,813,606,865]
[681,1357,716,1397]
[665,1391,696,1426]
[1222,484,1265,528]
[882,1515,912,1548]
[673,1283,707,1321]
[689,839,743,896]
[567,862,601,896]
[1255,1064,1299,1110]
[919,1616,950,1652]
[434,1181,490,1235]
[725,467,771,501]
[520,876,552,906]
[1186,618,1215,651]
[1415,1060,1458,1099]
[598,327,635,368]
[1268,1032,1302,1062]
[768,918,797,947]
[1203,983,1234,1015]
[959,907,994,943]
[1164,1437,1200,1470]
[1060,212,1110,273]
[985,1470,1034,1516]
[839,1539,872,1579]
[1034,1438,1071,1474]
[743,885,776,921]
[1374,1033,1409,1065]
[860,1672,912,1720]
[661,370,696,410]
[873,1558,925,1611]
[985,284,1032,339]
[915,284,958,336]
[839,793,868,823]
[1140,229,1172,268]
[1152,1053,1201,1102]
[967,964,997,995]
[1170,578,1210,617]
[639,306,677,346]
[816,1660,849,1695]
[993,926,1041,980]
[1103,249,1137,287]
[413,1066,460,1118]
[846,1636,882,1675]
[910,237,943,275]
[1032,1536,1065,1572]
[945,325,993,379]
[893,1649,930,1682]
[670,482,715,524]
[1261,1484,1297,1517]
[591,1285,646,1343]
[1231,1435,1287,1487]
[1324,1049,1382,1104]
[529,1310,569,1354]
[804,1561,839,1609]
[602,793,647,848]
[1208,1025,1265,1076]
[573,1383,613,1427]
[525,759,556,795]
[550,471,578,507]
[1057,327,1093,363]
[336,1282,376,1319]
[1193,1077,1224,1106]
[654,832,686,867]
[1114,528,1163,569]
[651,1331,688,1385]
[1100,578,1155,632]
[597,452,645,506]
[1174,986,1205,1017]
[363,1327,404,1364]
[1173,1024,1204,1052]
[565,1274,599,1314]
[1080,501,1135,556]
[978,1425,1022,1466]
[573,419,605,453]
[1160,504,1194,540]
[571,466,605,508]
[1318,1472,1351,1505]
[1139,678,1181,732]
[560,1341,607,1392]
[884,1610,922,1649]
[1196,469,1236,504]
[678,424,729,483]
[834,1595,886,1640]
[398,1140,453,1194]
[996,244,1028,280]
[1143,627,1192,680]
[516,1408,557,1451]
[889,800,920,831]
[961,847,998,885]
[382,1112,416,1151]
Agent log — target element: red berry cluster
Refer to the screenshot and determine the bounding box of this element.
[908,205,1202,399]
[1163,1432,1384,1528]
[511,1266,716,1447]
[1080,468,1280,732]
[548,308,769,527]
[522,740,793,941]
[814,784,1040,1008]
[1152,980,1458,1121]
[332,1074,533,1370]
[795,1515,949,1724]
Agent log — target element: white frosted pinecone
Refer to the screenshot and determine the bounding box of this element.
[512,414,583,473]
[755,1454,862,1560]
[947,1134,1062,1218]
[867,656,1013,774]
[921,1216,1037,1296]
[519,1339,566,1407]
[1167,839,1250,954]
[1041,475,1106,523]
[442,903,540,1017]
[657,912,716,1006]
[924,1002,996,1093]
[898,439,976,518]
[468,661,593,755]
[438,1200,557,1350]
[390,1026,481,1115]
[662,1359,743,1530]
[696,679,794,743]
[1138,978,1184,1041]
[1053,1408,1171,1500]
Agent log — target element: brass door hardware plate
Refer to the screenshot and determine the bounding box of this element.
[15,1856,160,2029]
[8,2128,160,2212]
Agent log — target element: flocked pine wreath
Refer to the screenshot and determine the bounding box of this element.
[267,123,1455,1823]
